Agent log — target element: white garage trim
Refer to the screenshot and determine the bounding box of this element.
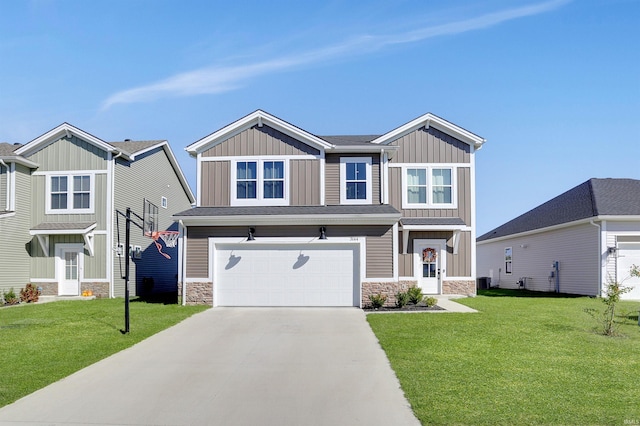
[209,237,366,307]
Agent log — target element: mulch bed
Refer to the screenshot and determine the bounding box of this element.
[364,303,445,312]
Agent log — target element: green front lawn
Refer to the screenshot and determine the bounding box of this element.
[368,290,640,425]
[0,299,208,407]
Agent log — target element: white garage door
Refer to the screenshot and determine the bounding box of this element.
[617,242,640,300]
[215,243,359,306]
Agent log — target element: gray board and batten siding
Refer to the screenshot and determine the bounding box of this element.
[325,154,381,206]
[27,136,110,282]
[398,230,472,278]
[389,167,472,224]
[0,164,32,291]
[185,225,394,280]
[202,125,320,157]
[201,158,321,207]
[113,146,194,297]
[200,124,322,207]
[389,126,471,164]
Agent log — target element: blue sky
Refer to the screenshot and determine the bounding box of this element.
[1,0,638,234]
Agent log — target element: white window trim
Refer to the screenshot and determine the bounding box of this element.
[401,165,457,209]
[340,157,372,205]
[161,196,168,209]
[230,158,289,206]
[45,172,95,214]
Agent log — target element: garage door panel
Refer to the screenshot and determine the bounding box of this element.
[617,242,640,300]
[215,243,359,306]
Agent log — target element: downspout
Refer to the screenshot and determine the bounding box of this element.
[179,220,187,306]
[0,159,8,212]
[109,150,125,299]
[590,219,602,297]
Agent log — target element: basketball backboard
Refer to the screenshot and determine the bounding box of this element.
[143,198,158,237]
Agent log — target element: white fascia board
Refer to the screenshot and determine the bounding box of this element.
[29,223,97,236]
[370,113,485,149]
[0,156,39,169]
[400,224,471,232]
[175,214,401,227]
[16,123,116,156]
[186,110,333,155]
[475,217,617,245]
[476,215,640,246]
[327,145,399,157]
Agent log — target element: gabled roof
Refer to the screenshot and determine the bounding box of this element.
[109,140,195,204]
[370,112,485,149]
[186,110,333,155]
[477,178,640,242]
[0,143,19,156]
[109,140,165,157]
[319,135,381,146]
[0,142,39,169]
[15,122,116,157]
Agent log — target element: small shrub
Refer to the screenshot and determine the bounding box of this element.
[425,296,438,307]
[20,283,41,303]
[395,291,409,308]
[3,288,19,305]
[368,293,387,309]
[407,286,423,305]
[584,279,632,336]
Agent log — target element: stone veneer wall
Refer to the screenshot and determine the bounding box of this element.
[362,280,417,307]
[37,282,58,296]
[181,282,213,305]
[443,280,476,296]
[31,282,109,297]
[81,282,109,298]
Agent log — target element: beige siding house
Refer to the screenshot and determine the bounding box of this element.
[175,110,485,307]
[477,179,640,300]
[0,123,194,299]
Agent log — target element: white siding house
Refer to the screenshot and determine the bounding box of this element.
[477,179,640,300]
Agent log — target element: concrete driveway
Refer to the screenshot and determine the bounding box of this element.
[0,308,420,426]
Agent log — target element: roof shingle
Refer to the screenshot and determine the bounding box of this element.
[477,178,640,241]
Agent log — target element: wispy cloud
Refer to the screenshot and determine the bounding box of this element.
[101,0,570,110]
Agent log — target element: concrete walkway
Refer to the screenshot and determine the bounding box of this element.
[434,295,478,313]
[0,308,420,426]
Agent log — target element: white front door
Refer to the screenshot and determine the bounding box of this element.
[56,244,83,296]
[414,239,445,294]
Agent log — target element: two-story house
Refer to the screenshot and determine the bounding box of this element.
[174,110,485,307]
[0,123,194,299]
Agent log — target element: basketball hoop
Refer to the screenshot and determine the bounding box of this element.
[151,231,179,259]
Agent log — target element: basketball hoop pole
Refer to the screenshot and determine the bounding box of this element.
[124,207,131,334]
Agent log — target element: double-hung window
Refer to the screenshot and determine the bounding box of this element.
[232,159,288,205]
[46,173,94,214]
[402,166,456,208]
[236,161,257,200]
[340,157,372,204]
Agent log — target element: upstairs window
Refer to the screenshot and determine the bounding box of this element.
[340,157,372,204]
[51,176,68,210]
[232,159,288,206]
[236,161,257,199]
[263,161,284,199]
[402,166,456,209]
[431,169,452,204]
[406,169,427,204]
[46,174,94,214]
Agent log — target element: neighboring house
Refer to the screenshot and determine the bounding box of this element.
[476,178,640,300]
[174,110,485,307]
[0,123,194,298]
